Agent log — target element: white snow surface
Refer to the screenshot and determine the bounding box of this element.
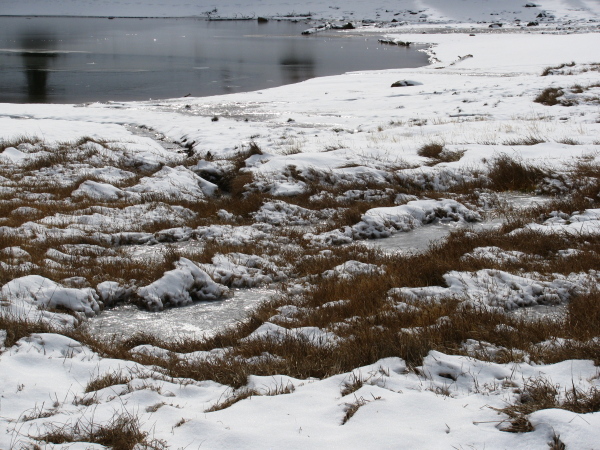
[2,2,600,449]
[2,335,600,449]
[1,275,100,317]
[136,258,229,311]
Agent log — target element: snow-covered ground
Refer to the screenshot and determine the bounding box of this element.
[2,1,600,449]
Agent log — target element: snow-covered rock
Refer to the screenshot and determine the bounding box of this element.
[1,275,100,317]
[136,258,229,311]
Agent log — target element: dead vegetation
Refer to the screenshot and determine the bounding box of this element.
[34,412,166,450]
[494,377,600,432]
[2,128,600,434]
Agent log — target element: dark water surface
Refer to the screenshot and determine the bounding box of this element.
[0,17,428,104]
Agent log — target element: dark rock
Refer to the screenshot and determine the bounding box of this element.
[391,80,423,87]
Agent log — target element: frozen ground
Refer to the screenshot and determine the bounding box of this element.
[1,1,600,449]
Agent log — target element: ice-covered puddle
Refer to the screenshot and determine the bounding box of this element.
[363,194,551,254]
[361,219,501,253]
[87,288,275,340]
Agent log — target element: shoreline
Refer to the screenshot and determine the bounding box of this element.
[1,3,600,448]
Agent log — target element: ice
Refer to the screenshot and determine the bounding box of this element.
[87,288,275,340]
[2,2,600,449]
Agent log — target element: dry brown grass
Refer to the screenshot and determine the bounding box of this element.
[495,377,600,432]
[205,388,258,412]
[85,370,132,393]
[486,153,549,192]
[541,62,575,76]
[34,412,166,450]
[534,87,575,106]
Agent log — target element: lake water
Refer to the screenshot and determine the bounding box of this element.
[0,17,428,104]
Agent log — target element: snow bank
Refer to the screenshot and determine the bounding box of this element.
[394,269,599,310]
[1,275,100,317]
[72,180,131,201]
[309,199,480,245]
[243,322,339,347]
[126,165,217,201]
[136,258,229,311]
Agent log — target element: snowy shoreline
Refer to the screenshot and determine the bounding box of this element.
[2,1,600,449]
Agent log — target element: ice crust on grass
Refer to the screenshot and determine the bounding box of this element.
[513,209,600,235]
[323,260,385,279]
[126,165,217,201]
[308,198,480,245]
[394,269,599,310]
[136,258,229,311]
[200,253,285,288]
[242,322,340,347]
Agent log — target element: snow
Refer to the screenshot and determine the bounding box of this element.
[1,275,101,318]
[2,334,599,449]
[126,165,217,201]
[136,258,229,311]
[2,1,600,448]
[394,269,599,310]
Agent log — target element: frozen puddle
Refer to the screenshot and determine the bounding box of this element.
[362,219,502,254]
[364,194,551,254]
[87,288,276,340]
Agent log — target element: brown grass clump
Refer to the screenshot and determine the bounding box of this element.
[341,396,373,425]
[534,87,575,106]
[486,153,548,191]
[417,143,445,159]
[502,135,545,146]
[205,388,259,412]
[541,62,575,76]
[85,371,132,393]
[34,412,166,450]
[495,377,600,432]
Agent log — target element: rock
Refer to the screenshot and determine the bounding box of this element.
[391,80,423,87]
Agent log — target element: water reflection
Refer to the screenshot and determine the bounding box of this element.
[19,34,58,102]
[0,17,429,103]
[279,50,315,84]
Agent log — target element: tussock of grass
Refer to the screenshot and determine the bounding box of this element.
[502,135,545,146]
[534,87,575,106]
[340,373,365,396]
[495,378,600,432]
[35,412,166,450]
[486,153,548,191]
[341,396,370,425]
[205,388,258,412]
[85,371,132,393]
[417,143,445,159]
[541,62,576,76]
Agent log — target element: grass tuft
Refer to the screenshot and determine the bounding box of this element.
[34,412,166,450]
